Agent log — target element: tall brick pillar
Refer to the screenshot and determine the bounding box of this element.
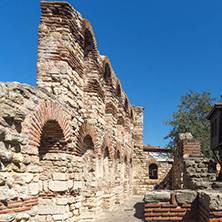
[172,133,202,189]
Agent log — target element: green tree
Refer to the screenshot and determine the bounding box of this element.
[164,90,216,157]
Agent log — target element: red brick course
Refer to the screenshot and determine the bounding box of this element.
[144,203,199,222]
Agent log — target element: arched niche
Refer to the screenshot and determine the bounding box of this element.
[84,28,95,58]
[103,147,110,176]
[39,120,67,159]
[115,150,121,183]
[82,134,94,156]
[149,163,158,179]
[81,134,97,219]
[124,99,129,113]
[38,120,69,198]
[81,134,95,187]
[116,84,121,97]
[130,109,134,120]
[76,123,98,157]
[104,63,111,84]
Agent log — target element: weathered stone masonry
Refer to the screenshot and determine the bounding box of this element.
[0,1,144,222]
[144,133,222,222]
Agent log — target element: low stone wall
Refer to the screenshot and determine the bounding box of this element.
[144,188,222,221]
[199,191,222,222]
[183,156,216,189]
[144,190,198,222]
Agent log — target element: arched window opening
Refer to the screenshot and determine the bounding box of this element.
[84,29,95,58]
[116,84,121,97]
[82,135,94,156]
[124,99,128,113]
[39,120,66,159]
[104,63,111,84]
[149,163,158,179]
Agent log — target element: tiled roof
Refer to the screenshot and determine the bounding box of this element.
[143,144,171,151]
[207,103,222,119]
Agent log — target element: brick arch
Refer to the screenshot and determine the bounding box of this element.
[28,100,71,147]
[100,135,113,160]
[83,19,97,48]
[146,160,161,168]
[148,162,159,180]
[76,123,98,156]
[83,19,98,58]
[102,56,114,85]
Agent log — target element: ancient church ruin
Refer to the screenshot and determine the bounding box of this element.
[1,1,222,222]
[0,1,145,221]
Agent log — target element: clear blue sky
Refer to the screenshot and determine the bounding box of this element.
[0,0,222,147]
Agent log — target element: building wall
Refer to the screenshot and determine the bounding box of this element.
[133,148,173,194]
[0,2,144,222]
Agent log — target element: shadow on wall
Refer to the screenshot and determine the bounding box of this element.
[134,202,145,221]
[158,167,173,190]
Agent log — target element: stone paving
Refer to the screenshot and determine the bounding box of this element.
[95,196,145,222]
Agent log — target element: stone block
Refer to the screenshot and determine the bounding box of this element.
[175,190,197,204]
[39,198,52,205]
[73,181,82,190]
[0,214,15,222]
[12,153,23,163]
[4,131,23,144]
[29,183,39,195]
[14,110,26,123]
[0,150,13,162]
[6,176,14,188]
[13,173,33,185]
[56,198,68,205]
[52,214,69,221]
[27,205,38,217]
[15,213,30,221]
[52,173,69,181]
[144,191,171,203]
[38,205,65,215]
[0,187,18,201]
[28,166,42,173]
[48,181,68,192]
[199,190,222,211]
[20,187,29,200]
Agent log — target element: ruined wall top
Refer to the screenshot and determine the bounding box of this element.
[37,1,143,122]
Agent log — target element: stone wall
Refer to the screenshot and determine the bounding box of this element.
[172,133,216,190]
[0,1,144,222]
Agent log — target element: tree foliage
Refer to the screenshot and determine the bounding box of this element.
[164,90,216,157]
